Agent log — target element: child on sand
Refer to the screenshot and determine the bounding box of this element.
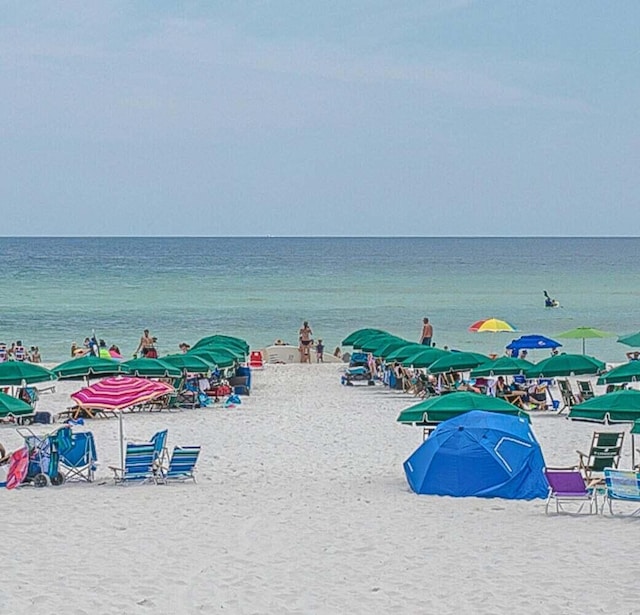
[316,340,324,363]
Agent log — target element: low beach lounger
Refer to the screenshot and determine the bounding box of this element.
[603,469,640,516]
[109,442,157,485]
[544,469,598,515]
[150,429,169,468]
[159,445,201,483]
[59,431,97,482]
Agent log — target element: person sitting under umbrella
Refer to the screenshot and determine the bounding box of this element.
[527,382,549,410]
[451,372,481,394]
[495,376,527,409]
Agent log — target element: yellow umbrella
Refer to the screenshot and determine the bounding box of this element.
[469,318,516,333]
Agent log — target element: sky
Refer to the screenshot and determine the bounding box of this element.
[1,1,638,236]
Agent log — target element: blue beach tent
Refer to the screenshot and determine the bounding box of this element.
[403,411,548,500]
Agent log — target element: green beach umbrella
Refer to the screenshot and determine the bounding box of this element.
[568,389,640,424]
[120,358,182,378]
[525,353,605,378]
[191,335,249,354]
[352,332,393,350]
[190,342,245,359]
[372,339,414,359]
[617,332,640,348]
[556,327,613,355]
[341,329,388,347]
[597,362,640,385]
[162,354,215,373]
[359,334,403,353]
[428,352,490,374]
[401,347,449,368]
[53,355,127,379]
[385,343,428,362]
[470,357,534,377]
[189,348,238,369]
[0,391,34,418]
[0,362,57,387]
[397,391,528,425]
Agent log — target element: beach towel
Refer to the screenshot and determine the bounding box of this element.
[6,447,29,490]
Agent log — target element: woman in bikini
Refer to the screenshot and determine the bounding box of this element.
[298,321,313,363]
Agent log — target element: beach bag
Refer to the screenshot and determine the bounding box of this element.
[211,384,231,397]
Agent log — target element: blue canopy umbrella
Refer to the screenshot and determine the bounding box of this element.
[506,335,562,357]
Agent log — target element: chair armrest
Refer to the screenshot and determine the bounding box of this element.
[586,478,605,489]
[545,465,579,471]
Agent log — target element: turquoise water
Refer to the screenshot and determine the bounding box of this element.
[1,237,638,363]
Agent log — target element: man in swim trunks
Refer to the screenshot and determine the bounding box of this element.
[299,321,313,363]
[135,329,155,358]
[420,318,433,346]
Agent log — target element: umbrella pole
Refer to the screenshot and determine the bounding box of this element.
[119,411,125,471]
[633,434,636,469]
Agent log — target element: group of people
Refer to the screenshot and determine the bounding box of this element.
[71,337,122,359]
[0,341,41,363]
[495,375,549,410]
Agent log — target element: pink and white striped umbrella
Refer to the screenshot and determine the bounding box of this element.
[71,376,174,410]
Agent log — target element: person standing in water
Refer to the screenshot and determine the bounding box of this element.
[135,329,156,358]
[420,318,433,346]
[298,321,313,363]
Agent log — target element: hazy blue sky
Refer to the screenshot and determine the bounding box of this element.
[1,1,638,236]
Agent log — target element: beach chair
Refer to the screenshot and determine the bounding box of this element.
[248,351,264,369]
[159,445,201,483]
[602,469,640,516]
[175,379,200,409]
[436,373,456,395]
[544,469,598,515]
[557,379,578,413]
[109,442,157,484]
[150,429,169,468]
[577,431,625,482]
[576,380,595,401]
[59,431,97,482]
[512,374,527,388]
[606,383,627,394]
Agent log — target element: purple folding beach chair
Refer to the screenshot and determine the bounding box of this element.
[544,469,598,515]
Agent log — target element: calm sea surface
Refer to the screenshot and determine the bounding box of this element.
[0,237,638,363]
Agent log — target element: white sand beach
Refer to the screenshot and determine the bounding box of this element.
[1,365,638,615]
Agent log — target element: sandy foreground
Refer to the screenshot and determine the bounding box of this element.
[1,364,638,615]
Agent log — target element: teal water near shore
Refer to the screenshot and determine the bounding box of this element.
[1,237,638,363]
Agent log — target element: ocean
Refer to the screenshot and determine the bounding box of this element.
[1,237,638,363]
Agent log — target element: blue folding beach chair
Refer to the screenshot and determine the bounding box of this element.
[150,429,168,467]
[59,431,97,482]
[109,442,157,484]
[159,445,201,483]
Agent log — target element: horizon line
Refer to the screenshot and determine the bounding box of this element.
[0,235,639,239]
